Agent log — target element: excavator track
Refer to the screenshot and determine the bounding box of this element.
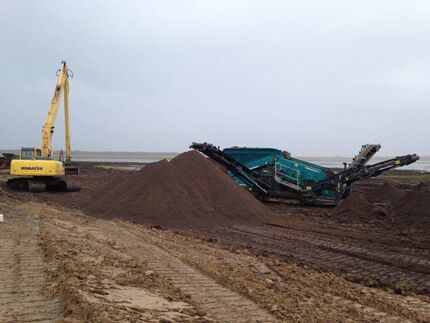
[7,177,80,192]
[29,181,46,193]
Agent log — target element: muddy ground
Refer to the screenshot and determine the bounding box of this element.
[0,162,429,322]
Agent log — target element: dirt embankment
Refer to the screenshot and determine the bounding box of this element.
[86,151,276,229]
[332,192,379,223]
[392,183,430,230]
[367,182,405,203]
[330,181,430,232]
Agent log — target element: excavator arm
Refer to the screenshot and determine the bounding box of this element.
[41,61,72,161]
[63,70,72,163]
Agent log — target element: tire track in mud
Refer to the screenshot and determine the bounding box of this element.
[127,227,416,322]
[267,263,430,322]
[324,295,410,323]
[228,227,430,295]
[84,217,430,322]
[96,222,278,323]
[266,225,430,274]
[0,211,61,322]
[128,224,430,322]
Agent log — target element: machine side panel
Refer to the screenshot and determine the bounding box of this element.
[223,148,281,164]
[277,158,330,185]
[10,159,65,176]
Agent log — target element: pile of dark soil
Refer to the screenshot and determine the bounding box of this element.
[366,182,404,203]
[391,183,430,231]
[332,192,386,224]
[86,151,275,229]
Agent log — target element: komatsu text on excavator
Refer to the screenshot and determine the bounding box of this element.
[7,61,80,192]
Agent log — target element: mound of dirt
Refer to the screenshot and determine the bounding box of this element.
[366,182,404,203]
[391,183,430,231]
[86,151,275,229]
[170,151,272,221]
[332,192,384,223]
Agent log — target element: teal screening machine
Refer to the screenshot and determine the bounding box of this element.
[191,142,419,206]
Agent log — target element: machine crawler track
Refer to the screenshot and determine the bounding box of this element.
[7,177,80,192]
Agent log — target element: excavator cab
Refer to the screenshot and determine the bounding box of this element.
[19,147,78,174]
[20,147,43,160]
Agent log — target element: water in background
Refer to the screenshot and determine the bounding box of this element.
[2,150,429,171]
[300,156,430,171]
[72,151,177,164]
[70,152,430,171]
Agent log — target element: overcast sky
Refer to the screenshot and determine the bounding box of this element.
[0,1,429,156]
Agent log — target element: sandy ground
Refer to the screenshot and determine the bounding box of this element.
[0,163,429,322]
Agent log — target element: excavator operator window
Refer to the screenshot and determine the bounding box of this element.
[20,147,40,159]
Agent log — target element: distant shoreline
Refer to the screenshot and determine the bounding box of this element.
[2,150,429,171]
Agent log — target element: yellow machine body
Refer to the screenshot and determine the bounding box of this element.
[6,61,80,192]
[9,61,76,180]
[10,159,65,177]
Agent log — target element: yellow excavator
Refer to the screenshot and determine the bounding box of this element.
[7,61,80,192]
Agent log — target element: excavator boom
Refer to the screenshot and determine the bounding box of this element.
[40,61,77,174]
[63,68,72,163]
[41,61,69,158]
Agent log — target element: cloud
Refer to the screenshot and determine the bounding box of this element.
[0,1,429,156]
